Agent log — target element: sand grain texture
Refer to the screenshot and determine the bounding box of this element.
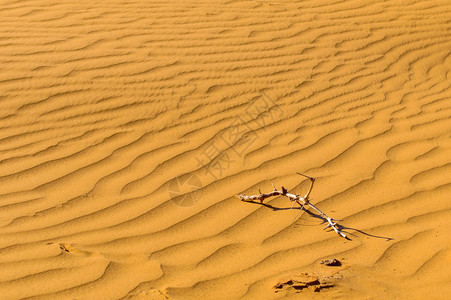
[0,0,451,299]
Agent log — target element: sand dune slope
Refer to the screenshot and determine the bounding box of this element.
[0,0,451,299]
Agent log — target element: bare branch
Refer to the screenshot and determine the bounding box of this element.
[235,173,346,238]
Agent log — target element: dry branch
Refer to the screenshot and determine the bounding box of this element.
[236,173,346,238]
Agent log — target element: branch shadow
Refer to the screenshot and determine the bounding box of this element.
[242,200,393,241]
[332,224,393,241]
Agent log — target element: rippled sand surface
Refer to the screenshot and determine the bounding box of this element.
[0,0,450,299]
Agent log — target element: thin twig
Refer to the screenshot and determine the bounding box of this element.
[235,173,346,238]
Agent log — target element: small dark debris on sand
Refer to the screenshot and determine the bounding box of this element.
[273,273,334,293]
[320,258,341,266]
[59,243,72,252]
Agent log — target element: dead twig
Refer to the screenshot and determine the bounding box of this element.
[235,173,346,238]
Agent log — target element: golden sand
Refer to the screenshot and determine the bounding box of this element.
[0,0,450,299]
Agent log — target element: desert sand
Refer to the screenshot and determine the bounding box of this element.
[0,0,450,299]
